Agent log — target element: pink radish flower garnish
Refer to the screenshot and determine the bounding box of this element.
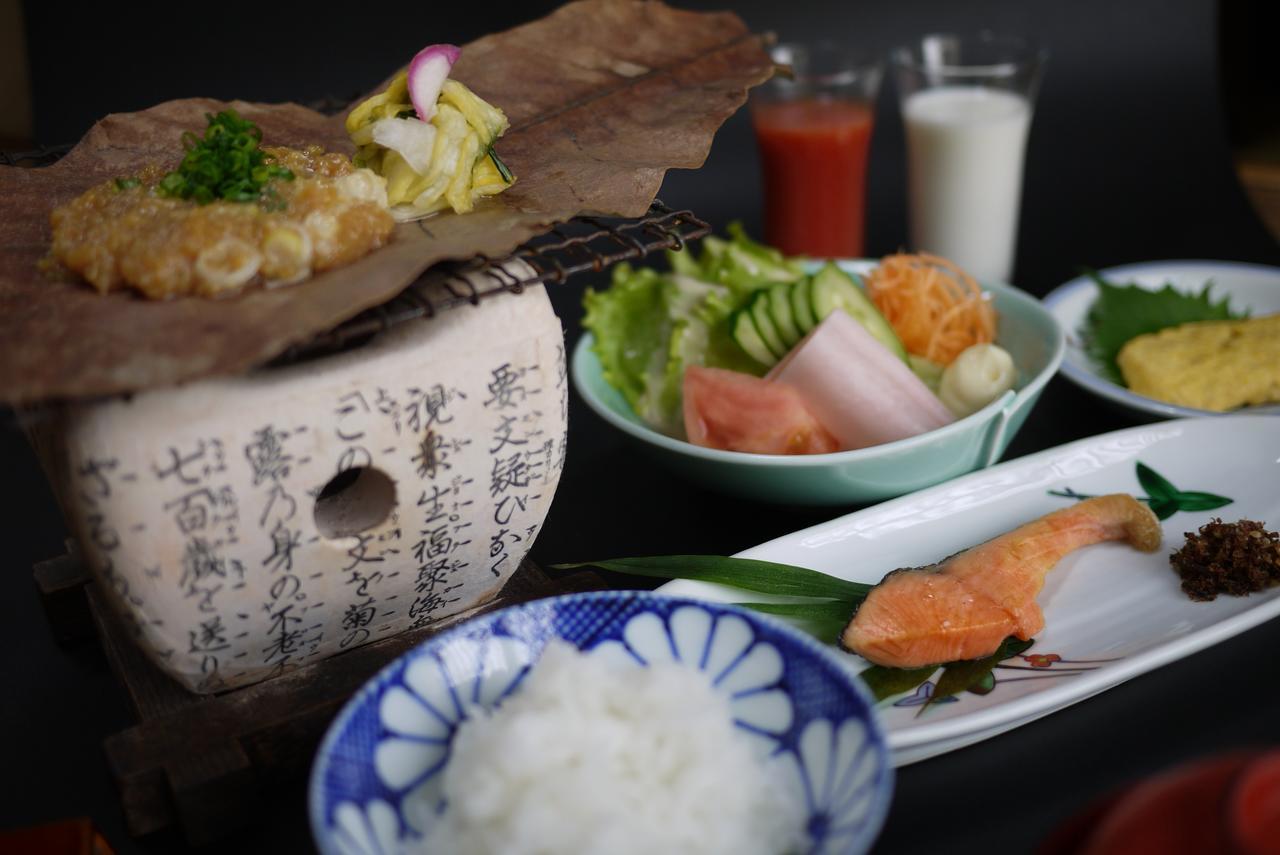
[408,44,461,122]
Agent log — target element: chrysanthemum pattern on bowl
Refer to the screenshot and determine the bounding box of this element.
[772,718,885,855]
[591,606,794,752]
[371,634,535,834]
[311,592,894,855]
[329,799,401,855]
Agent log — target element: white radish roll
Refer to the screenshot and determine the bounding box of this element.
[938,343,1017,418]
[768,310,955,450]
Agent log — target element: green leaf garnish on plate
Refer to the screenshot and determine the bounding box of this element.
[859,662,941,703]
[1080,269,1246,384]
[1135,461,1179,504]
[553,555,1038,705]
[552,555,871,601]
[856,637,1035,706]
[733,600,853,642]
[929,637,1035,707]
[1171,491,1234,512]
[1135,462,1231,519]
[1051,462,1232,520]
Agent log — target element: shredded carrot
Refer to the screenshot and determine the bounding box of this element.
[865,252,997,365]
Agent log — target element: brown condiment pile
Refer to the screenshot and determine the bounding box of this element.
[1169,518,1280,601]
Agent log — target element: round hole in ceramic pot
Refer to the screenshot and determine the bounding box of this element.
[313,466,396,539]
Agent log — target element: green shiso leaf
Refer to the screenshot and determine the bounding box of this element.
[1081,270,1246,384]
[551,555,872,602]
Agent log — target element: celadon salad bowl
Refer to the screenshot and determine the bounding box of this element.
[572,263,1064,505]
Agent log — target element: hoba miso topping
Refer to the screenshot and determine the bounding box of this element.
[49,110,394,300]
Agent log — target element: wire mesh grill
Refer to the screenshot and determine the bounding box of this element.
[0,143,75,168]
[273,201,708,363]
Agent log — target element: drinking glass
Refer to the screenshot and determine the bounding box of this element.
[893,33,1046,282]
[751,43,882,258]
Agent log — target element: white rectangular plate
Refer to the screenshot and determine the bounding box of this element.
[660,416,1280,764]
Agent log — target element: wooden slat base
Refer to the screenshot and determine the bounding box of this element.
[33,552,603,845]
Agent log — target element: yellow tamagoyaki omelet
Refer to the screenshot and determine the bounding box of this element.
[1117,314,1280,411]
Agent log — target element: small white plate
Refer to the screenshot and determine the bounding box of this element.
[1042,260,1280,418]
[660,415,1280,764]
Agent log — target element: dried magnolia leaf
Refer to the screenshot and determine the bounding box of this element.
[0,0,772,404]
[453,0,776,217]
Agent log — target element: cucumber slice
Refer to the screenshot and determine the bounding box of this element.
[749,292,788,358]
[731,307,778,367]
[790,275,817,333]
[768,282,801,347]
[810,262,908,361]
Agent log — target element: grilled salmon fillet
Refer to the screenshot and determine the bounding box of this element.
[842,494,1162,668]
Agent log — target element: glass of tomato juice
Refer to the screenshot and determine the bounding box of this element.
[751,44,883,259]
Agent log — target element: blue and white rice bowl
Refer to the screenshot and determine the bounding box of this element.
[309,591,894,855]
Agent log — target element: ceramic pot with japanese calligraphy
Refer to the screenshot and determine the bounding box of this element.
[37,274,568,693]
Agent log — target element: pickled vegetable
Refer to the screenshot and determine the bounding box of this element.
[346,46,514,219]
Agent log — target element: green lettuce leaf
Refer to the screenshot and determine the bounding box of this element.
[584,266,765,435]
[667,243,704,278]
[707,223,805,296]
[692,285,769,374]
[1082,270,1247,384]
[667,222,805,298]
[586,224,804,434]
[647,275,727,434]
[582,263,670,414]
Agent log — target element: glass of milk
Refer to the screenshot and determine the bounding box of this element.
[893,33,1046,283]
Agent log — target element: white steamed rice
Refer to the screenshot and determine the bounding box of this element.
[413,640,806,855]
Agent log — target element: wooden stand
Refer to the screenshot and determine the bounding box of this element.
[33,547,603,845]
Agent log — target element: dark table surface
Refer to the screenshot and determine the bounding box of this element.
[4,0,1279,851]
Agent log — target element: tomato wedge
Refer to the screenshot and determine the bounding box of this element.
[683,365,839,455]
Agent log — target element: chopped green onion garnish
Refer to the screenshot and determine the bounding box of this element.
[157,109,294,206]
[114,177,141,191]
